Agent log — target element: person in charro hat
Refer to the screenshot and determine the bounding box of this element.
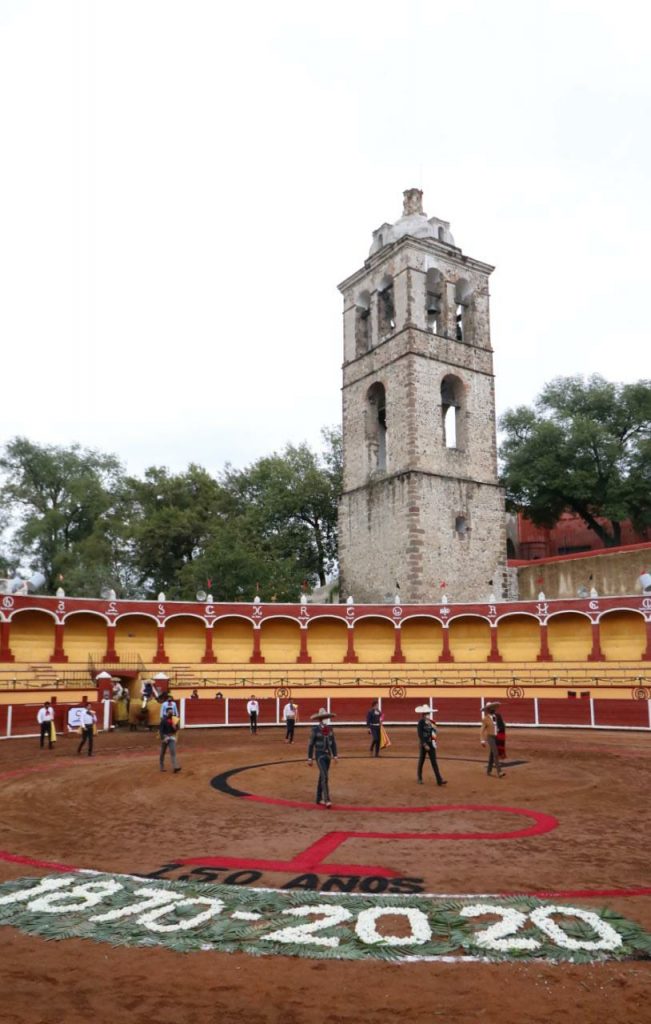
[307,708,338,807]
[416,705,447,787]
[480,701,505,777]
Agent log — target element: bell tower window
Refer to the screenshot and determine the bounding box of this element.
[366,382,387,472]
[441,374,465,450]
[454,279,473,343]
[426,268,444,335]
[377,276,395,338]
[355,290,371,355]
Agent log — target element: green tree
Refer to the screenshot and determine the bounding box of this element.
[223,427,342,590]
[499,375,651,547]
[121,464,229,599]
[0,437,125,593]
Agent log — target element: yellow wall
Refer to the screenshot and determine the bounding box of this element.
[547,613,592,661]
[64,613,107,661]
[10,611,55,661]
[600,611,646,660]
[497,615,541,662]
[260,619,300,663]
[401,617,443,661]
[115,616,157,660]
[164,616,206,662]
[3,608,648,679]
[449,617,491,662]
[306,619,348,662]
[353,618,395,663]
[213,618,253,663]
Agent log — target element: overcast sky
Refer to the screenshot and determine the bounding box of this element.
[1,0,649,478]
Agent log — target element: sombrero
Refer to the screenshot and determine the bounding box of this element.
[310,707,336,720]
[415,704,438,714]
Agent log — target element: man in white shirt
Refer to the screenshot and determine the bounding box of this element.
[283,701,298,744]
[77,704,97,757]
[247,696,260,734]
[37,701,55,750]
[160,695,179,718]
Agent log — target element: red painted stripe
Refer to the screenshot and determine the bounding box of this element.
[243,796,558,839]
[0,846,650,900]
[0,850,79,873]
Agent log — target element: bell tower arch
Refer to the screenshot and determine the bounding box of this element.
[338,189,506,603]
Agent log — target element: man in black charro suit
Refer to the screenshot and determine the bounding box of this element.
[416,704,447,787]
[307,708,338,807]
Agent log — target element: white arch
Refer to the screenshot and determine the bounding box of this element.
[114,612,161,625]
[596,607,645,624]
[446,612,493,627]
[162,613,208,626]
[494,611,541,625]
[63,609,110,625]
[9,606,58,623]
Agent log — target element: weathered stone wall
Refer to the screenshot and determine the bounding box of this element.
[516,545,651,599]
[338,224,505,605]
[339,471,506,604]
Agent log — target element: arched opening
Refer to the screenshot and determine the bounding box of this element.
[259,619,301,663]
[213,617,254,663]
[547,614,592,661]
[377,275,395,338]
[425,268,444,335]
[448,616,491,662]
[353,617,395,662]
[10,610,55,662]
[441,374,465,450]
[400,617,443,661]
[306,619,348,663]
[599,611,646,660]
[64,613,107,662]
[496,615,540,662]
[366,381,387,472]
[115,616,157,661]
[454,278,473,342]
[355,289,371,356]
[165,616,206,662]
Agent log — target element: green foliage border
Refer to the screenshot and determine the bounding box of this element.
[0,872,650,963]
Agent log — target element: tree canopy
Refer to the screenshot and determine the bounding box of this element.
[499,375,651,546]
[0,437,124,594]
[0,428,342,601]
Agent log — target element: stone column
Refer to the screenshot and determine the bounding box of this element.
[643,618,651,661]
[0,620,14,662]
[438,627,454,663]
[202,625,217,664]
[537,622,553,662]
[343,625,358,664]
[50,622,68,663]
[296,627,311,664]
[487,626,502,663]
[103,623,119,663]
[153,625,169,664]
[587,620,604,662]
[391,627,406,663]
[250,628,265,664]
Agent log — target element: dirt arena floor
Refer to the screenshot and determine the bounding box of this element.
[0,720,650,1024]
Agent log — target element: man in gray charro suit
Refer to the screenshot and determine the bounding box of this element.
[307,708,338,807]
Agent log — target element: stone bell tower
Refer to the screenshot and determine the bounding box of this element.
[337,188,506,604]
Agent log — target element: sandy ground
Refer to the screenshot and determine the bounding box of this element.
[0,721,649,1023]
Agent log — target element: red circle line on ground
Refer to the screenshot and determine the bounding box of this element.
[1,757,649,900]
[243,794,558,840]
